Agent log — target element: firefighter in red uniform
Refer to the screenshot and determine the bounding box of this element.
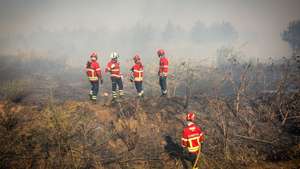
[130,54,144,97]
[181,112,204,168]
[105,52,124,100]
[86,52,103,102]
[157,49,169,96]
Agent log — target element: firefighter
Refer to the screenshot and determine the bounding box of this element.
[157,49,169,96]
[130,54,144,97]
[105,52,124,100]
[181,112,205,169]
[86,52,103,102]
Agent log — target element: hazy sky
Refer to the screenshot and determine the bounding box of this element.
[0,0,300,65]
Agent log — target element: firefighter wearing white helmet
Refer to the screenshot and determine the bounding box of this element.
[105,52,124,101]
[110,52,119,60]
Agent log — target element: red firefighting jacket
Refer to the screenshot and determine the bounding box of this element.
[181,122,204,154]
[131,63,144,82]
[159,57,168,77]
[105,60,121,78]
[86,60,102,82]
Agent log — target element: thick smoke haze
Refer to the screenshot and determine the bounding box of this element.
[0,0,300,67]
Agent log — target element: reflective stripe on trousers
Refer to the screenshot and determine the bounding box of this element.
[111,77,123,96]
[112,91,118,98]
[90,81,99,100]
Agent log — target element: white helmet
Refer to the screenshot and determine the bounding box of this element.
[110,52,119,60]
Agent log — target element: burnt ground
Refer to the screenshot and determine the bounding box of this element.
[0,56,299,169]
[0,80,299,169]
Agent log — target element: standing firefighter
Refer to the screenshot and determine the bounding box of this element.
[105,52,124,101]
[157,49,169,96]
[181,112,205,169]
[86,52,103,102]
[130,54,144,97]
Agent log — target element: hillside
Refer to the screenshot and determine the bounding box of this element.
[0,53,299,168]
[1,92,299,169]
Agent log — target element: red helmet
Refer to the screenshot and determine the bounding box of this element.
[186,112,196,121]
[133,54,141,62]
[90,52,97,59]
[157,49,165,57]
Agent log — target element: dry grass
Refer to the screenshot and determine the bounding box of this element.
[0,52,299,168]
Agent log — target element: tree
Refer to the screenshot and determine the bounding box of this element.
[282,20,300,54]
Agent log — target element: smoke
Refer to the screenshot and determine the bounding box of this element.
[0,20,238,66]
[0,0,300,67]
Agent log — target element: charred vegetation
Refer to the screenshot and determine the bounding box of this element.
[0,50,299,169]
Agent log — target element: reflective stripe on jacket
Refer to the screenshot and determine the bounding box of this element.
[106,60,121,78]
[131,63,144,81]
[181,122,204,154]
[159,57,168,77]
[86,61,101,81]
